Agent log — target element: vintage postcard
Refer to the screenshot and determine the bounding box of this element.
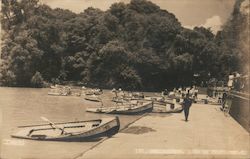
[0,0,249,159]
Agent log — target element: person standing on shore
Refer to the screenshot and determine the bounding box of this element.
[182,93,193,122]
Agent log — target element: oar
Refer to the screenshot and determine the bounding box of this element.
[40,117,67,134]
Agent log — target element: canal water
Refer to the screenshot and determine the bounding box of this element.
[0,87,142,159]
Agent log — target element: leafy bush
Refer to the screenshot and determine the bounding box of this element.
[31,72,44,87]
[0,70,16,86]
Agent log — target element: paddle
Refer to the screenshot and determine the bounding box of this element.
[40,117,67,135]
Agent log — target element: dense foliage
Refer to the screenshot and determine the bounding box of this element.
[1,0,248,90]
[215,0,249,79]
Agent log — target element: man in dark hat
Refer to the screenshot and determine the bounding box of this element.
[182,93,193,122]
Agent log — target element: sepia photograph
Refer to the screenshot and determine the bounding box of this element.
[0,0,249,159]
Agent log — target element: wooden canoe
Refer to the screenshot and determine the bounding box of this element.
[152,103,183,113]
[112,97,131,103]
[86,101,153,115]
[144,96,165,102]
[83,89,103,96]
[11,117,120,141]
[48,87,71,96]
[84,95,101,102]
[47,92,68,96]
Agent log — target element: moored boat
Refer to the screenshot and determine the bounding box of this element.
[112,96,131,103]
[47,90,68,96]
[83,89,103,96]
[152,102,183,113]
[11,117,120,141]
[86,101,153,115]
[48,86,71,96]
[50,84,64,89]
[112,92,145,103]
[144,96,165,102]
[84,95,101,102]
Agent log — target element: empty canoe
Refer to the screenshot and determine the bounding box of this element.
[86,101,153,115]
[152,103,183,113]
[11,117,120,141]
[84,95,101,102]
[48,87,71,96]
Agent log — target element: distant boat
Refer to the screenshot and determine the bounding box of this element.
[112,92,144,103]
[83,89,103,96]
[144,96,165,102]
[11,117,120,141]
[48,86,71,96]
[84,95,101,102]
[86,101,153,115]
[50,84,64,89]
[152,103,183,113]
[130,92,144,99]
[112,96,131,103]
[47,90,68,96]
[50,86,57,89]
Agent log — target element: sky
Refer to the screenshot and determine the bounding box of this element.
[40,0,236,34]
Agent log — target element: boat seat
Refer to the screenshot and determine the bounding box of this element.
[92,123,99,127]
[64,125,85,128]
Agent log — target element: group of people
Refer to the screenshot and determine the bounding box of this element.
[227,72,249,92]
[164,86,198,102]
[112,87,195,122]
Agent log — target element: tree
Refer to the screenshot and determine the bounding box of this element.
[1,0,245,90]
[31,71,44,87]
[1,30,43,86]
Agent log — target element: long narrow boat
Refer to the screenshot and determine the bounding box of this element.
[152,102,183,113]
[48,87,71,96]
[86,101,153,115]
[83,89,103,96]
[144,96,165,102]
[84,95,101,102]
[11,117,120,141]
[48,91,68,96]
[112,96,131,103]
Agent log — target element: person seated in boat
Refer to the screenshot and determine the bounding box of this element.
[173,88,177,93]
[169,91,175,98]
[82,86,86,90]
[175,88,182,98]
[162,89,168,96]
[98,88,102,92]
[181,88,187,96]
[178,87,182,92]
